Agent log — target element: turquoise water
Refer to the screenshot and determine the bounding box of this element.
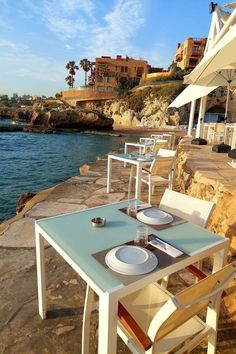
[0,130,127,222]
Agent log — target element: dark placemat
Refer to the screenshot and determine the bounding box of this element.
[93,238,188,287]
[119,207,187,231]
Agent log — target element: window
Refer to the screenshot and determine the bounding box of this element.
[189,58,198,67]
[97,76,103,82]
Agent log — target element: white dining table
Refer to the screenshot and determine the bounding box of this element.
[107,153,153,198]
[35,200,229,354]
[124,142,153,155]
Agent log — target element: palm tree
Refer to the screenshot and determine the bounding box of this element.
[65,75,74,88]
[80,59,92,86]
[65,61,79,88]
[100,64,109,91]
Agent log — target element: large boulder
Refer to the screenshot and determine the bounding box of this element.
[0,107,33,122]
[31,108,113,130]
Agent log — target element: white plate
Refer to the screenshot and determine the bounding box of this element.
[105,245,158,275]
[137,208,173,225]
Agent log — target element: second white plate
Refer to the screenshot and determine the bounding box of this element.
[137,208,173,225]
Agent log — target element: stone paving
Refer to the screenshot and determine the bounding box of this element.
[0,149,235,353]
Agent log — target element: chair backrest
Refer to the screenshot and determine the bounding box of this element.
[159,188,214,227]
[157,148,176,157]
[139,137,155,144]
[215,123,225,133]
[162,134,174,149]
[152,140,168,154]
[150,134,163,139]
[150,157,174,177]
[149,261,236,343]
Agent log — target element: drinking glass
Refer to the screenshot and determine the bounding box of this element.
[127,199,137,217]
[135,225,148,247]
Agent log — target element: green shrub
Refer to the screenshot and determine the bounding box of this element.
[118,83,185,112]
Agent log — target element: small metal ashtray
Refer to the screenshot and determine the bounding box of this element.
[91,217,106,227]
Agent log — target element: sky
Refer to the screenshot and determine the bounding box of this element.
[0,0,227,97]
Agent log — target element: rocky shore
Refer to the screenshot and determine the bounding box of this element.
[0,138,236,353]
[0,104,113,132]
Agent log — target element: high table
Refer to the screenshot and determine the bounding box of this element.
[107,153,153,199]
[35,200,229,354]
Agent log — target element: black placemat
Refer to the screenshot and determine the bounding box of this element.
[119,207,187,231]
[93,238,188,287]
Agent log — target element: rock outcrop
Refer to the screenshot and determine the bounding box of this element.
[31,108,113,130]
[0,107,33,122]
[0,105,113,131]
[103,83,185,128]
[16,192,36,214]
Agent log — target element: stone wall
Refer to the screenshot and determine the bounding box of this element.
[62,88,116,107]
[175,140,236,256]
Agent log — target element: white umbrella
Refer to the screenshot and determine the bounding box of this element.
[168,84,217,108]
[189,67,236,119]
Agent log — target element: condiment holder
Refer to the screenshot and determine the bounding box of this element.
[91,217,106,227]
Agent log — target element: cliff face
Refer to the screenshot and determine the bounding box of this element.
[103,83,185,128]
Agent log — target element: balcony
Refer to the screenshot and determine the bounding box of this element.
[175,54,183,62]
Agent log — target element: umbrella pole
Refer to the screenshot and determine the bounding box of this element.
[223,84,230,143]
[224,84,230,120]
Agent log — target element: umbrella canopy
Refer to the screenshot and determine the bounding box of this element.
[168,84,217,108]
[185,67,236,119]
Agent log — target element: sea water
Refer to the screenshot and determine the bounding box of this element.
[0,130,127,222]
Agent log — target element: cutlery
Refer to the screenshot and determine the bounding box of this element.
[148,234,183,258]
[149,235,166,249]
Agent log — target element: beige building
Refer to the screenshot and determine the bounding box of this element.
[174,37,207,70]
[62,55,149,106]
[92,55,148,91]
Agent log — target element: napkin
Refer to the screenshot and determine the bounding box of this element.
[148,235,183,258]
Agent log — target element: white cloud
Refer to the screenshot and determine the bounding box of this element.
[34,0,144,57]
[40,0,95,40]
[0,39,28,51]
[65,44,72,49]
[86,0,144,57]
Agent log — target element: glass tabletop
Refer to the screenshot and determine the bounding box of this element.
[36,200,226,293]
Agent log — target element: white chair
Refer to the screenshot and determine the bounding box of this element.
[140,157,175,204]
[117,261,236,354]
[208,123,225,144]
[151,140,168,155]
[162,133,175,149]
[159,189,215,286]
[159,188,215,228]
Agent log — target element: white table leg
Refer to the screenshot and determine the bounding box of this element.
[206,243,229,354]
[35,227,47,319]
[135,162,142,199]
[124,143,128,167]
[98,294,118,354]
[82,285,96,354]
[107,156,112,193]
